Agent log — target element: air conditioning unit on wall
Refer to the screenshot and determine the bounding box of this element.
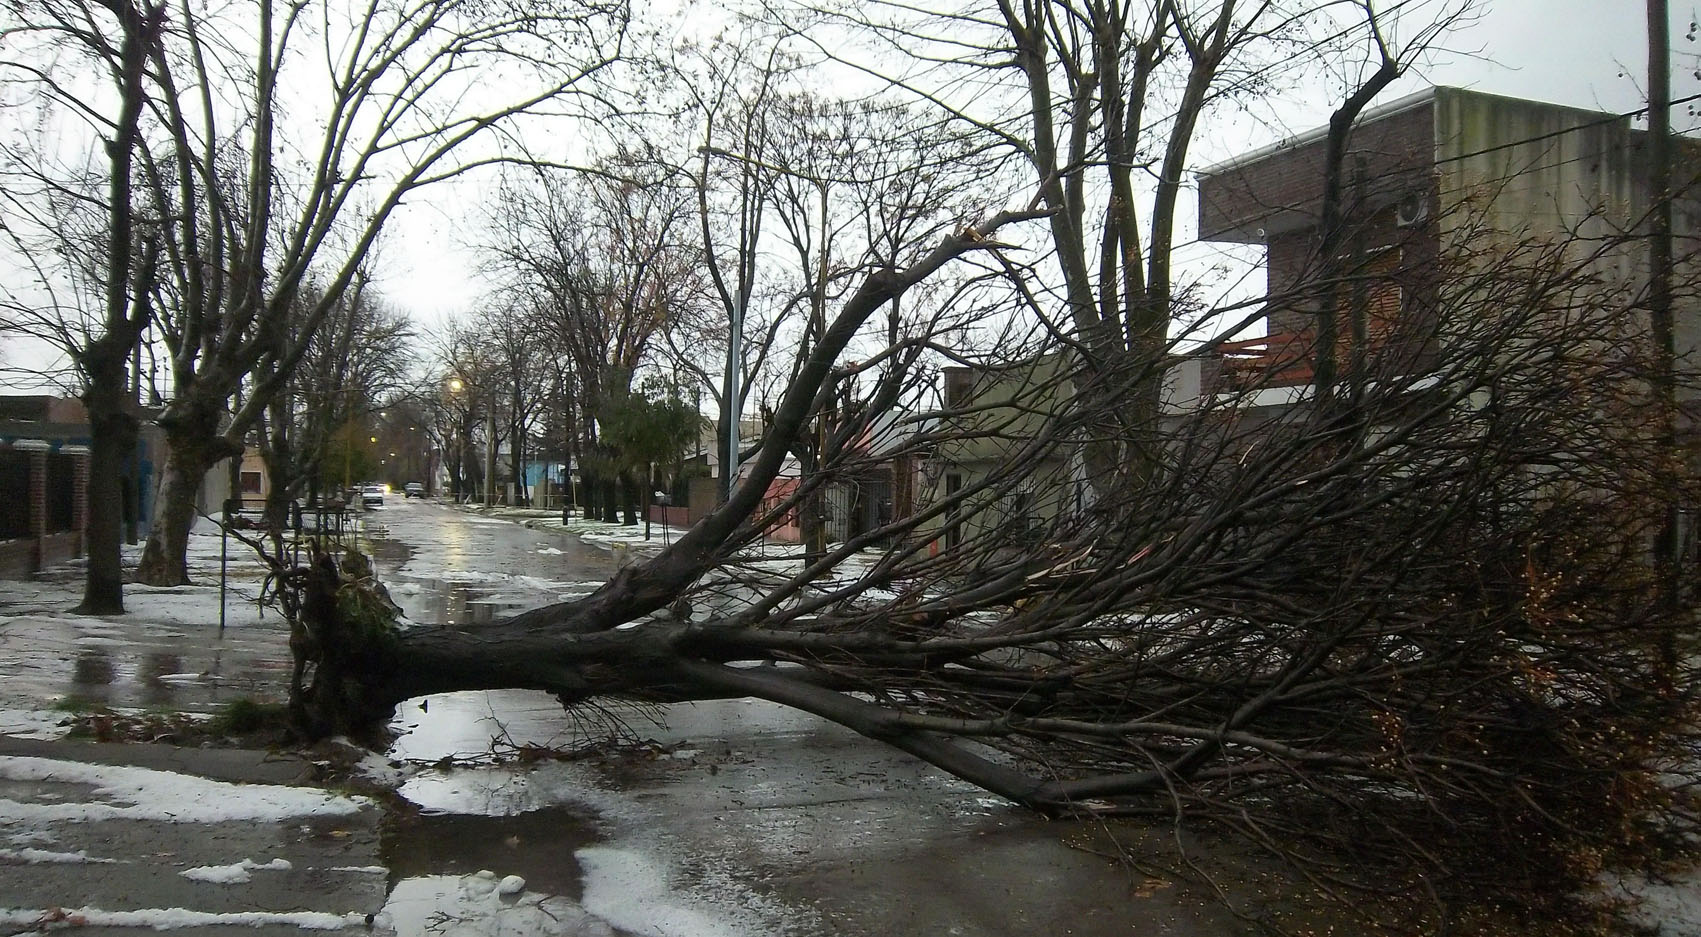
[1395,191,1430,228]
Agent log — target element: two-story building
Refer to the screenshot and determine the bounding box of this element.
[927,87,1701,559]
[1168,85,1701,415]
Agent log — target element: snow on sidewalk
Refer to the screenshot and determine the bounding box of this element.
[0,751,385,933]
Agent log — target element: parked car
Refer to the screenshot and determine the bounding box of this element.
[404,482,425,499]
[361,484,384,508]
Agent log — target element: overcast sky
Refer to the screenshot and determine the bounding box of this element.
[382,1,1701,328]
[1,2,1686,384]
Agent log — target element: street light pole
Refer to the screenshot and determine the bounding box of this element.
[698,145,831,514]
[721,286,742,503]
[448,377,467,502]
[700,144,833,562]
[485,407,497,507]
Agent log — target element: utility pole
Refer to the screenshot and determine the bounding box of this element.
[1648,0,1682,654]
[486,407,498,507]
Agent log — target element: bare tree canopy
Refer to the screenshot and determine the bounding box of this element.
[85,0,626,589]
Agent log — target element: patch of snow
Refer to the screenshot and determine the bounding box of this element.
[350,752,412,790]
[537,547,565,556]
[0,709,69,741]
[0,907,362,930]
[180,857,292,884]
[154,673,206,685]
[0,846,119,864]
[576,846,771,937]
[498,874,526,895]
[0,756,369,824]
[1602,869,1701,931]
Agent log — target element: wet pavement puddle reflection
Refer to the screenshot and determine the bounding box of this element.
[364,520,638,937]
[380,806,612,937]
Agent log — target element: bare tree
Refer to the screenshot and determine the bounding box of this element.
[123,0,627,586]
[482,302,554,507]
[289,196,1698,925]
[482,161,702,521]
[426,324,502,502]
[256,1,1701,926]
[253,279,415,541]
[0,0,167,612]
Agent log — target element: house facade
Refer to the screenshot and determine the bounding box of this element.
[922,87,1700,562]
[0,397,107,578]
[1169,85,1701,413]
[0,395,274,579]
[924,354,1080,552]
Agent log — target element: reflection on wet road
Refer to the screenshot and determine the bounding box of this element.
[364,503,642,937]
[0,579,295,716]
[364,501,614,629]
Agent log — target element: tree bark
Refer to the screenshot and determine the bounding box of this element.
[72,0,165,613]
[77,342,140,614]
[136,418,240,585]
[619,472,637,526]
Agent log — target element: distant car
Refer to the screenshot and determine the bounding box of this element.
[404,482,424,499]
[361,484,384,508]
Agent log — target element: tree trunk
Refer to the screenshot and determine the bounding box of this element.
[135,420,239,585]
[620,471,638,526]
[509,417,528,507]
[578,465,596,520]
[601,475,619,523]
[77,345,139,615]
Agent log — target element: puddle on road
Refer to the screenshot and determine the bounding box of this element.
[361,524,638,937]
[378,711,642,937]
[382,806,599,900]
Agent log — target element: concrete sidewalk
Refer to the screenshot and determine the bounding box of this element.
[0,737,386,936]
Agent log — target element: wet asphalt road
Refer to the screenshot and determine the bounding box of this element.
[370,503,1304,937]
[0,501,1334,935]
[361,499,618,626]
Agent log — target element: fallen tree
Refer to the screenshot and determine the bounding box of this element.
[259,202,1701,929]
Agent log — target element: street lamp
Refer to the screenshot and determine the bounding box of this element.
[446,373,497,506]
[445,377,467,500]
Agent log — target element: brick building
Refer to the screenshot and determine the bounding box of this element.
[0,397,94,578]
[1164,86,1701,412]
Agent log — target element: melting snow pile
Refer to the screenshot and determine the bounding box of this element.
[0,756,369,823]
[180,857,293,884]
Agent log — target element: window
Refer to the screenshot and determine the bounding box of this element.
[1005,490,1034,545]
[241,471,263,494]
[943,369,974,409]
[1332,246,1403,362]
[944,472,963,548]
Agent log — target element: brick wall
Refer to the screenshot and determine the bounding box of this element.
[1197,99,1443,365]
[25,448,45,542]
[71,449,87,538]
[1199,100,1436,242]
[0,442,88,579]
[39,531,80,567]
